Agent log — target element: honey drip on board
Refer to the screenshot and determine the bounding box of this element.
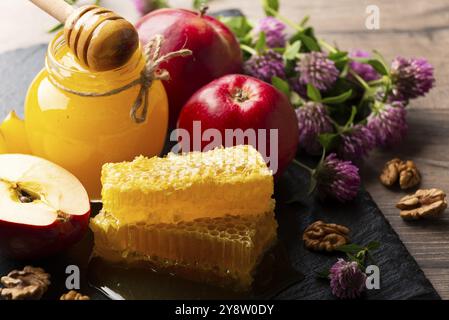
[87,243,303,300]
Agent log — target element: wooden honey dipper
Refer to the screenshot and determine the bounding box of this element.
[30,0,139,72]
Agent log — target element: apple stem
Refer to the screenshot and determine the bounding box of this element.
[199,5,209,17]
[233,89,249,103]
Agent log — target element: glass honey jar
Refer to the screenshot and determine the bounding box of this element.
[25,32,169,200]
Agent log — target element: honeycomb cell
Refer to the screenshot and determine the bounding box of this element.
[101,145,275,225]
[90,211,278,290]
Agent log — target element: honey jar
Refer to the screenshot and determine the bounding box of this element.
[25,32,169,200]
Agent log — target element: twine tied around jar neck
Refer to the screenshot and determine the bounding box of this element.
[51,35,192,123]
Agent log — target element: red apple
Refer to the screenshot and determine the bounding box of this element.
[177,74,299,177]
[136,8,243,127]
[0,154,90,259]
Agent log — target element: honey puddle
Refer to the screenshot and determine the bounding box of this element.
[87,244,303,300]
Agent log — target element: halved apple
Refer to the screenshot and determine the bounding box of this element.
[0,154,90,259]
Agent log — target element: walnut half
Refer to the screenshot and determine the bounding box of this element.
[303,220,350,252]
[380,158,402,187]
[399,160,421,190]
[397,188,447,220]
[0,266,50,300]
[60,290,90,300]
[380,158,421,190]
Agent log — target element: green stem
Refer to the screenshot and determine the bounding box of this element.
[292,159,314,174]
[349,69,371,91]
[318,39,337,53]
[265,7,338,54]
[368,78,385,86]
[265,7,303,32]
[240,44,257,56]
[328,118,345,134]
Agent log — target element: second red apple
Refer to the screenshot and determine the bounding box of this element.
[136,8,243,127]
[177,74,299,177]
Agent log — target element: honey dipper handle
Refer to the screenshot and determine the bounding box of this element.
[29,0,74,23]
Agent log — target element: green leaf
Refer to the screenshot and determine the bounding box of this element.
[366,59,389,76]
[255,32,266,53]
[193,0,202,9]
[337,243,364,255]
[366,241,380,251]
[340,61,350,78]
[283,41,301,60]
[219,16,253,41]
[289,27,320,52]
[321,90,353,104]
[316,269,330,280]
[306,84,322,102]
[271,76,290,97]
[373,50,389,71]
[263,0,280,17]
[290,91,302,107]
[328,51,348,61]
[318,133,339,151]
[297,33,320,52]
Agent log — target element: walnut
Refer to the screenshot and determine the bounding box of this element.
[398,160,421,190]
[302,220,350,252]
[60,290,90,300]
[0,266,50,300]
[380,158,421,189]
[380,158,402,187]
[397,188,447,220]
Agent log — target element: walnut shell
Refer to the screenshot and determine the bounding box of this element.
[380,158,421,190]
[0,266,50,300]
[397,188,447,220]
[302,220,350,252]
[60,290,90,300]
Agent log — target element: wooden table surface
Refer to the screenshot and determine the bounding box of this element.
[1,0,449,299]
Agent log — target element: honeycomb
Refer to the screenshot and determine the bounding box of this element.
[101,145,274,225]
[90,210,278,290]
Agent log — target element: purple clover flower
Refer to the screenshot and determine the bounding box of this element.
[390,57,435,101]
[329,259,367,299]
[338,125,376,161]
[133,0,151,16]
[297,52,339,91]
[289,77,307,98]
[368,102,408,148]
[315,153,361,202]
[243,50,286,83]
[295,102,333,155]
[349,49,380,82]
[253,17,287,48]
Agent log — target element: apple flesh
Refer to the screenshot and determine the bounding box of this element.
[136,8,243,127]
[0,154,90,259]
[177,74,299,177]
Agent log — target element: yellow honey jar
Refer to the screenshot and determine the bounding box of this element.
[24,32,169,200]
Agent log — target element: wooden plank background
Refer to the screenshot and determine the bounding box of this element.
[0,0,449,298]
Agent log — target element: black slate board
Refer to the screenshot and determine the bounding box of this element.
[0,44,440,300]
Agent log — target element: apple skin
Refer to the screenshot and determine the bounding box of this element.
[177,74,299,178]
[136,8,243,127]
[0,209,90,260]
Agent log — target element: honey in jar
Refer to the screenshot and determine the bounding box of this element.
[25,32,168,199]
